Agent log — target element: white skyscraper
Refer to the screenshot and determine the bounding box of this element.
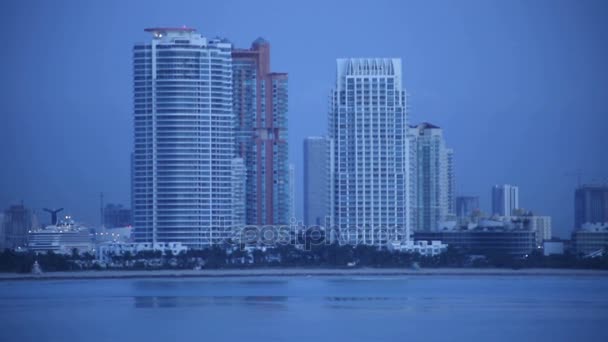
[132,27,235,248]
[492,184,519,216]
[328,58,409,246]
[409,123,455,231]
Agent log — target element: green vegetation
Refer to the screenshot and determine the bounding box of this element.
[1,244,607,273]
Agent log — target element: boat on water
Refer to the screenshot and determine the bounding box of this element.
[27,215,94,255]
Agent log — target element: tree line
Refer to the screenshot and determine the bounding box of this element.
[0,244,607,273]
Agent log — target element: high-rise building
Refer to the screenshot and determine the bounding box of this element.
[232,38,290,226]
[574,184,608,229]
[492,184,519,216]
[528,215,552,246]
[231,158,247,230]
[328,58,409,246]
[289,163,295,222]
[132,27,235,248]
[409,123,455,231]
[303,136,330,227]
[456,196,480,219]
[103,204,132,228]
[1,204,34,250]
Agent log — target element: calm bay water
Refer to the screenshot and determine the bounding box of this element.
[0,275,606,341]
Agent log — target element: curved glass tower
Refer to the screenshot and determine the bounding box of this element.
[132,28,234,248]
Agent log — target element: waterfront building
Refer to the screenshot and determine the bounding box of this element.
[132,27,235,248]
[328,58,409,246]
[388,240,448,256]
[574,184,608,229]
[572,223,608,256]
[303,136,330,227]
[96,241,188,264]
[414,228,535,256]
[232,38,290,226]
[492,184,519,216]
[409,122,455,231]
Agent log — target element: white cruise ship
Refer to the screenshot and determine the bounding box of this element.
[28,215,94,255]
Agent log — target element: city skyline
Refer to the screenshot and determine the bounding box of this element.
[1,0,607,239]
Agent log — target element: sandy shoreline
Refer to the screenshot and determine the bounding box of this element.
[1,268,607,281]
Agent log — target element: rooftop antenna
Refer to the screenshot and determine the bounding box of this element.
[43,208,63,225]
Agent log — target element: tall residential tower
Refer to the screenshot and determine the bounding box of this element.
[409,122,455,231]
[132,28,235,248]
[328,58,409,246]
[492,184,519,216]
[232,38,290,226]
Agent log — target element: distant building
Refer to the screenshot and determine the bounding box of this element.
[233,38,290,226]
[388,240,448,256]
[303,136,330,227]
[492,184,519,216]
[415,228,535,256]
[572,223,608,256]
[1,204,34,250]
[574,184,608,229]
[456,196,479,220]
[409,123,455,232]
[328,58,409,246]
[103,204,132,228]
[527,215,552,246]
[132,27,235,248]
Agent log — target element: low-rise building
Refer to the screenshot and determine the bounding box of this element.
[388,240,448,256]
[414,228,536,256]
[96,242,188,263]
[572,223,608,256]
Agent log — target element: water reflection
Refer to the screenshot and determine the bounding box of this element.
[133,296,289,310]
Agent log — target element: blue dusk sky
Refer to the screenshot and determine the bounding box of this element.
[0,0,606,237]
